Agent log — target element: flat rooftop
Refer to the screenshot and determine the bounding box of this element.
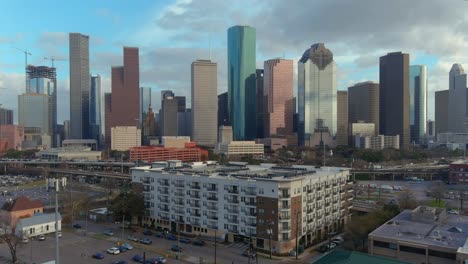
[132,161,349,182]
[369,209,468,250]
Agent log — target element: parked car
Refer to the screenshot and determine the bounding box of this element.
[143,230,153,236]
[92,253,105,259]
[107,247,120,255]
[132,255,144,262]
[145,257,166,264]
[153,256,167,264]
[166,234,177,241]
[38,235,45,241]
[318,242,337,253]
[171,244,182,252]
[118,245,128,252]
[58,231,62,238]
[180,238,191,244]
[104,230,114,236]
[21,237,29,243]
[128,235,139,242]
[72,223,82,229]
[121,243,134,250]
[332,236,344,244]
[111,261,127,264]
[140,238,152,245]
[193,239,205,246]
[155,232,165,238]
[448,210,459,215]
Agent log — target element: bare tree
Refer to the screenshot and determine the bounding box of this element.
[0,225,23,264]
[398,189,418,210]
[429,181,447,207]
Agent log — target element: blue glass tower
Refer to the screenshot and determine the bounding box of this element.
[228,25,256,140]
[409,65,427,144]
[90,74,101,146]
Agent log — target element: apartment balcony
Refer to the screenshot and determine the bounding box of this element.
[158,181,169,186]
[143,187,150,193]
[279,204,291,210]
[243,189,256,196]
[244,201,256,206]
[160,215,170,220]
[159,198,170,204]
[279,193,290,199]
[173,210,185,215]
[206,187,218,192]
[245,222,256,227]
[142,179,150,184]
[226,207,239,214]
[173,200,185,206]
[174,183,185,188]
[191,212,201,217]
[174,192,184,197]
[207,196,218,201]
[207,215,218,220]
[207,206,218,211]
[227,188,239,194]
[280,225,291,232]
[226,198,239,204]
[307,208,313,214]
[188,202,201,208]
[190,220,201,226]
[244,211,257,217]
[190,184,201,190]
[208,224,218,230]
[228,227,239,233]
[226,218,239,224]
[189,193,201,199]
[158,188,169,194]
[159,207,170,212]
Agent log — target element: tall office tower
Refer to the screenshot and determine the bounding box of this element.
[105,47,140,146]
[69,33,90,140]
[26,65,57,146]
[161,90,174,101]
[175,96,186,113]
[18,93,50,148]
[63,120,71,140]
[140,87,152,124]
[427,120,435,137]
[448,64,468,133]
[348,81,380,135]
[228,25,256,140]
[263,59,293,138]
[90,74,102,146]
[218,92,229,127]
[191,60,218,147]
[0,108,13,125]
[142,105,157,145]
[435,90,449,136]
[256,69,265,138]
[160,97,178,136]
[336,91,348,146]
[298,43,337,147]
[293,97,298,133]
[409,65,428,144]
[177,109,192,137]
[379,52,410,148]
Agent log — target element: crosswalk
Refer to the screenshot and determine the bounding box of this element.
[228,242,250,251]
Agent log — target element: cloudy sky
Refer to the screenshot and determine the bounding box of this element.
[1,0,467,123]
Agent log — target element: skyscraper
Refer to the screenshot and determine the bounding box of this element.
[298,43,337,146]
[90,74,102,146]
[175,96,186,113]
[26,65,57,146]
[0,108,13,126]
[18,93,50,147]
[191,59,218,147]
[228,25,256,140]
[263,59,293,138]
[448,63,468,133]
[140,87,152,124]
[105,47,140,147]
[69,33,90,139]
[435,90,449,136]
[160,97,178,136]
[218,92,229,127]
[256,69,264,139]
[348,81,380,135]
[161,90,174,101]
[379,52,410,148]
[143,105,157,145]
[336,91,348,146]
[409,65,428,144]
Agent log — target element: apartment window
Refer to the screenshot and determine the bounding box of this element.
[428,250,456,260]
[259,209,265,214]
[259,188,264,194]
[151,186,154,190]
[400,245,425,255]
[373,240,397,250]
[282,233,289,241]
[151,178,154,182]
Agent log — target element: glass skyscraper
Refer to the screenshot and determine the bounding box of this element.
[298,43,337,146]
[140,87,152,124]
[90,74,102,146]
[409,65,427,144]
[228,25,256,140]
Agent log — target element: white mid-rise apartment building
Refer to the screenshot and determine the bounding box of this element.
[132,161,353,254]
[215,141,264,156]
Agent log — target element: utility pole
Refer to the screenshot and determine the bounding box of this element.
[296,211,299,260]
[55,181,60,264]
[214,229,217,264]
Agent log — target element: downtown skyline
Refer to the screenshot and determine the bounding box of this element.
[0,0,467,124]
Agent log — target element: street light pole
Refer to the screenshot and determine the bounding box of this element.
[214,229,217,264]
[296,211,299,260]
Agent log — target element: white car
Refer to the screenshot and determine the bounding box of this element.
[107,247,120,255]
[121,243,133,250]
[332,236,344,244]
[38,235,45,241]
[448,210,459,215]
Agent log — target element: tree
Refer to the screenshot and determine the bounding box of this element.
[397,189,418,210]
[0,225,22,264]
[429,181,447,207]
[109,191,144,224]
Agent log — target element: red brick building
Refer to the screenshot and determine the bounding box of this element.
[130,143,208,162]
[105,47,140,147]
[449,160,468,184]
[0,197,44,227]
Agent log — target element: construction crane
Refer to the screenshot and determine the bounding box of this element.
[15,48,32,90]
[44,56,67,67]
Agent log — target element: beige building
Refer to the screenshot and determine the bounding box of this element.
[36,147,102,161]
[111,126,141,151]
[161,136,191,148]
[350,122,375,146]
[216,141,264,156]
[191,60,218,147]
[356,134,400,150]
[369,206,468,264]
[218,125,233,144]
